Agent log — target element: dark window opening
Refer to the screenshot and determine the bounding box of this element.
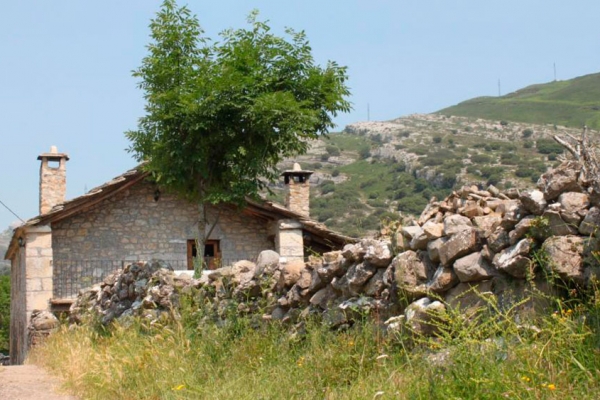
[187,240,221,270]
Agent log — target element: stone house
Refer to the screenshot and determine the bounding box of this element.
[4,147,352,364]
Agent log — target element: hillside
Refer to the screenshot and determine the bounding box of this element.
[273,114,595,237]
[437,72,600,130]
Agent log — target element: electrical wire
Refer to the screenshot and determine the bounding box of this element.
[0,198,25,223]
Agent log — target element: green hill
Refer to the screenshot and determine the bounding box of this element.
[438,72,600,130]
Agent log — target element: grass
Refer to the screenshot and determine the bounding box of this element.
[438,72,600,130]
[29,285,600,399]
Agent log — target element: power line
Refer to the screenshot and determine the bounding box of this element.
[0,198,25,223]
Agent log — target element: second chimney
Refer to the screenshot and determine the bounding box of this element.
[38,146,69,214]
[282,163,313,217]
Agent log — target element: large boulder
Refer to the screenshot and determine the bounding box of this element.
[542,235,585,285]
[579,207,600,236]
[393,251,435,298]
[542,209,578,236]
[493,238,533,279]
[519,190,547,216]
[453,251,497,283]
[537,160,583,201]
[427,266,459,293]
[439,228,483,266]
[443,214,473,236]
[278,260,306,290]
[404,297,446,336]
[364,241,393,267]
[254,250,280,277]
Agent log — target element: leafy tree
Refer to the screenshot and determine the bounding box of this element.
[126,1,350,274]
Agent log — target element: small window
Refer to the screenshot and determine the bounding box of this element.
[187,240,221,270]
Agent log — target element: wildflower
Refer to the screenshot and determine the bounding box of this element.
[547,384,556,391]
[521,376,530,382]
[171,384,185,391]
[348,340,355,347]
[297,356,305,367]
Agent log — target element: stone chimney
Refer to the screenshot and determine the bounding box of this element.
[282,163,313,217]
[38,146,69,214]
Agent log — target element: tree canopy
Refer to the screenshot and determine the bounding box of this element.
[126,0,351,206]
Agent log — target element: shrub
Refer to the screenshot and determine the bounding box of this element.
[433,136,442,144]
[522,128,534,138]
[471,154,492,164]
[523,140,533,148]
[320,180,335,194]
[500,120,509,126]
[331,169,340,177]
[325,145,340,156]
[536,138,564,154]
[358,145,371,159]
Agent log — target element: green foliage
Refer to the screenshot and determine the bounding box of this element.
[325,145,341,156]
[30,284,600,399]
[536,138,564,155]
[432,136,442,144]
[522,128,534,138]
[0,275,9,354]
[358,145,371,159]
[126,1,350,206]
[523,140,533,148]
[471,153,492,163]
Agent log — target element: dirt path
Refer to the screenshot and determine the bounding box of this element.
[0,365,78,400]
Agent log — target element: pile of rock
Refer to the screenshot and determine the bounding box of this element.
[28,310,60,347]
[70,260,193,325]
[69,160,600,334]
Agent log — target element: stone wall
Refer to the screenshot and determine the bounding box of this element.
[285,178,310,217]
[52,181,274,294]
[39,154,67,215]
[24,226,53,315]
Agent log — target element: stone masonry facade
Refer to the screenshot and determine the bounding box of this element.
[285,178,310,217]
[38,147,68,215]
[52,181,274,296]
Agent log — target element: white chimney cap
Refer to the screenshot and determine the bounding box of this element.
[50,145,58,153]
[292,162,302,171]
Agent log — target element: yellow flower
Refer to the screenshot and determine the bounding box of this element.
[521,376,530,382]
[547,384,556,391]
[172,384,185,391]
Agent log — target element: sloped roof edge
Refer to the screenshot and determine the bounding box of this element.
[5,165,355,260]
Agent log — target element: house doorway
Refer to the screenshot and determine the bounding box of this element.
[187,239,221,270]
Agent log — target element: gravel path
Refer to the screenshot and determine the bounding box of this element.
[0,365,78,400]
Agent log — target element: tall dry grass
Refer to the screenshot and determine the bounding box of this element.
[30,287,600,399]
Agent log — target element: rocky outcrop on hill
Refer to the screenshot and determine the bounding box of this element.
[68,160,600,336]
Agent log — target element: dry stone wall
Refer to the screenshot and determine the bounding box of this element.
[68,160,600,335]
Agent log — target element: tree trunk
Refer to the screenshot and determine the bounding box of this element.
[194,201,207,278]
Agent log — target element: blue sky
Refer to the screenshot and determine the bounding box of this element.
[1,1,600,230]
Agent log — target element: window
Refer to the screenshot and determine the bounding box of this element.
[187,240,221,270]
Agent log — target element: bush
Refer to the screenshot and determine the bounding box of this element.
[358,145,371,159]
[320,180,335,194]
[331,169,340,177]
[325,145,340,156]
[522,128,533,138]
[433,136,442,144]
[523,140,533,148]
[500,120,509,126]
[471,154,492,164]
[536,138,564,154]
